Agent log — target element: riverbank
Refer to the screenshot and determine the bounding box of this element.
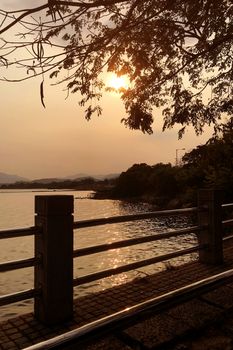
[92,188,195,210]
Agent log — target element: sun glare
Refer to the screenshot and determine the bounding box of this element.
[107,73,129,91]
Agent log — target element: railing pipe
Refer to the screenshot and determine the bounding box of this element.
[222,219,233,227]
[222,203,233,209]
[223,235,233,242]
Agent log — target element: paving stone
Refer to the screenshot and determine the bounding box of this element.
[219,311,233,334]
[4,328,18,336]
[1,324,12,331]
[9,319,24,327]
[81,335,131,350]
[14,335,31,344]
[201,285,233,309]
[167,299,222,329]
[18,324,29,331]
[9,333,22,341]
[1,341,18,350]
[192,335,232,350]
[0,336,10,343]
[126,312,180,348]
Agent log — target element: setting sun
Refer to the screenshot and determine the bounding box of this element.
[106,73,129,91]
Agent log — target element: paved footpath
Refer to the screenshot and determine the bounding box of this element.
[2,241,233,350]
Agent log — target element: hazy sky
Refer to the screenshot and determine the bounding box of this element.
[0,2,213,180]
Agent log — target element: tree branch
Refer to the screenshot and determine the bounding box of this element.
[0,0,129,34]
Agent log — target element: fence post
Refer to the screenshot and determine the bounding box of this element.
[198,189,223,264]
[34,195,74,325]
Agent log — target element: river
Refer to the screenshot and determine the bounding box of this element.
[0,189,197,321]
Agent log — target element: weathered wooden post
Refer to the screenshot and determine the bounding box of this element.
[34,195,74,325]
[198,189,223,264]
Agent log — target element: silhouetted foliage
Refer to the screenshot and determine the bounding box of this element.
[112,162,182,207]
[110,124,233,207]
[0,1,232,134]
[182,119,233,200]
[114,163,153,197]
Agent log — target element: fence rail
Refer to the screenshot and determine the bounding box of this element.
[73,225,200,258]
[0,288,39,307]
[74,245,202,286]
[222,203,233,209]
[0,257,39,273]
[0,226,40,239]
[73,207,198,229]
[222,219,233,227]
[0,189,233,326]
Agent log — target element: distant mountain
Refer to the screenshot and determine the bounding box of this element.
[31,176,96,184]
[95,173,120,180]
[64,173,91,180]
[31,178,61,184]
[29,174,119,184]
[0,172,29,184]
[0,172,119,185]
[65,173,119,180]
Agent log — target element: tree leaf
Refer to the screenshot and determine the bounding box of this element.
[40,81,46,108]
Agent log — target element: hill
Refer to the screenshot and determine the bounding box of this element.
[0,172,29,184]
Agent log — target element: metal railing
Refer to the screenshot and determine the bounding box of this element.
[0,190,233,325]
[24,268,233,350]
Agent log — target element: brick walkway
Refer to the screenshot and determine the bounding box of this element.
[1,241,233,350]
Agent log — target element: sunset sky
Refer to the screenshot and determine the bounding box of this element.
[1,1,213,180]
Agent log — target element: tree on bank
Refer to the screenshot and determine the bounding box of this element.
[112,163,181,206]
[110,123,233,206]
[182,120,233,199]
[0,1,232,135]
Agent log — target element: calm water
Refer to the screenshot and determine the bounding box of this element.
[0,189,197,321]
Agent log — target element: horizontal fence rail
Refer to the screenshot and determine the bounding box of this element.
[222,203,233,209]
[73,226,200,258]
[0,288,39,307]
[24,268,233,350]
[222,219,233,227]
[74,245,202,286]
[0,226,41,308]
[73,207,198,229]
[223,235,233,242]
[0,226,40,239]
[0,257,39,273]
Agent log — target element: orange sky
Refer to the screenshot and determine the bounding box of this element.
[0,72,213,180]
[0,1,213,180]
